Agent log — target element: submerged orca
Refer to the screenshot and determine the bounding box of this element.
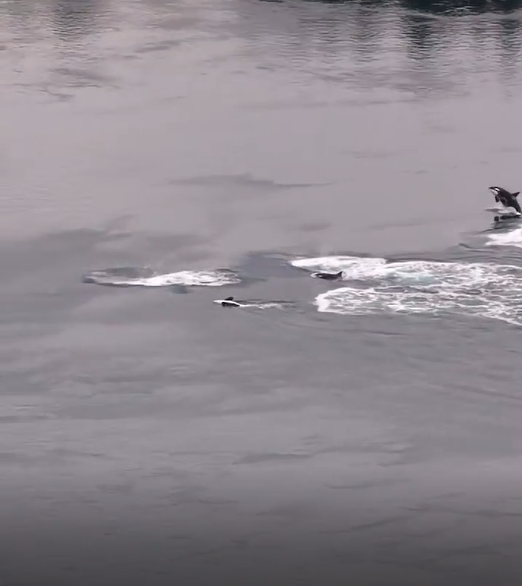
[218,296,241,307]
[494,213,521,223]
[489,186,522,214]
[311,270,343,281]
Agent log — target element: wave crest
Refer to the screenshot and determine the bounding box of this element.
[291,255,522,326]
[82,267,241,287]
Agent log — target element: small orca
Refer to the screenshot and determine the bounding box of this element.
[489,186,521,214]
[218,296,241,307]
[311,270,343,281]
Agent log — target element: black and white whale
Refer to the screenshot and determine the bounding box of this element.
[311,270,343,281]
[214,296,241,307]
[489,186,522,215]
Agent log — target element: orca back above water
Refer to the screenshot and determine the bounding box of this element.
[311,270,343,281]
[216,296,241,307]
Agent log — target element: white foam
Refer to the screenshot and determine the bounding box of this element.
[292,255,522,326]
[290,255,387,279]
[486,227,522,249]
[84,268,240,287]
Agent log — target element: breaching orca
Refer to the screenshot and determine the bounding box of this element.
[216,296,241,307]
[311,270,343,281]
[489,186,522,214]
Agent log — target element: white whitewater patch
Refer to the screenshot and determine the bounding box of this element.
[486,226,522,249]
[83,267,240,287]
[291,255,387,279]
[291,256,522,326]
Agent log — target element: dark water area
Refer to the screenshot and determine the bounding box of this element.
[3,1,522,585]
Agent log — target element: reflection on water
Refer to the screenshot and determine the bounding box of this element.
[52,0,103,41]
[303,0,522,14]
[0,0,521,95]
[0,0,112,43]
[229,0,522,97]
[402,0,522,15]
[1,0,522,245]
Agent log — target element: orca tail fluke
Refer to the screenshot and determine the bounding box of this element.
[513,192,520,198]
[336,271,343,278]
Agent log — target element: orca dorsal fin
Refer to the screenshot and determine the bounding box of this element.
[514,192,520,198]
[225,296,234,301]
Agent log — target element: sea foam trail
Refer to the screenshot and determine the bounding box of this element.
[486,226,522,249]
[291,256,522,326]
[291,255,387,279]
[82,267,240,287]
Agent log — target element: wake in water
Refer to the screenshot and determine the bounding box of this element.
[80,211,522,327]
[486,226,522,249]
[213,296,294,310]
[290,255,522,326]
[82,267,241,287]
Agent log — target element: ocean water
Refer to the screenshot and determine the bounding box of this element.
[2,1,522,585]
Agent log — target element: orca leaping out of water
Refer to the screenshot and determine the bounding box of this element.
[218,296,241,307]
[311,270,343,281]
[489,186,522,214]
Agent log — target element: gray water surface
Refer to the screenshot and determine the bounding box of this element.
[2,1,522,585]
